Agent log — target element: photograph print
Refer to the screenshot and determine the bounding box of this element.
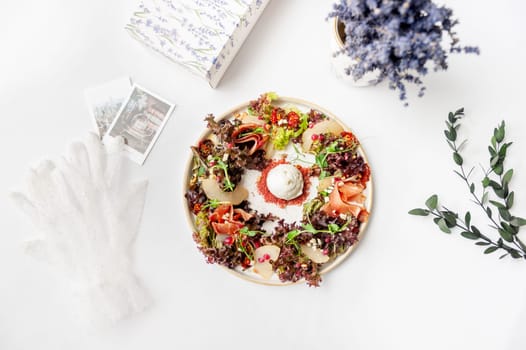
[105,84,175,164]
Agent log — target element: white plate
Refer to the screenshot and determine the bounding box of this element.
[184,96,373,285]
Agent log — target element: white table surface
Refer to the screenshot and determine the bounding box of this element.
[2,0,526,349]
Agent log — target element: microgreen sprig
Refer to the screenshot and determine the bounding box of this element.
[211,157,235,192]
[410,108,526,259]
[239,226,264,237]
[286,220,351,243]
[201,198,221,211]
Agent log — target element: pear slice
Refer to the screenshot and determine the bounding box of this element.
[300,244,330,264]
[302,119,344,152]
[317,176,335,192]
[236,112,266,125]
[201,177,248,205]
[253,245,280,280]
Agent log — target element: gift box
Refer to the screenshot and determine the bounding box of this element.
[126,0,270,88]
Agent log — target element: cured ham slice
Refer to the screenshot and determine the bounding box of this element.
[338,182,365,203]
[212,221,243,235]
[232,123,269,155]
[209,204,253,235]
[321,180,368,222]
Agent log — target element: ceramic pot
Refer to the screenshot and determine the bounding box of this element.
[330,18,380,87]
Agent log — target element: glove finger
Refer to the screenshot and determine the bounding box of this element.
[85,132,106,186]
[9,191,40,223]
[104,136,125,189]
[27,160,58,209]
[67,141,91,180]
[53,157,83,213]
[116,180,148,247]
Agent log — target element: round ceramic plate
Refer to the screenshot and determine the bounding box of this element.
[184,96,373,286]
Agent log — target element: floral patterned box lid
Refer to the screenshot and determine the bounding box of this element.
[126,0,270,88]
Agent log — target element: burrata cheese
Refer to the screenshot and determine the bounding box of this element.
[266,164,304,200]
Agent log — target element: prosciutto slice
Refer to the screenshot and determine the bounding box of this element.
[209,203,253,235]
[321,180,368,222]
[232,123,269,155]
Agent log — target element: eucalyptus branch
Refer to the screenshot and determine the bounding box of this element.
[409,108,526,260]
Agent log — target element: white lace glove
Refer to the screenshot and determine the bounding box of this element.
[10,133,151,325]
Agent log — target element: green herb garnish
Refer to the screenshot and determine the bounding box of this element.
[211,157,235,192]
[201,198,221,210]
[409,108,526,259]
[239,226,264,237]
[286,220,352,243]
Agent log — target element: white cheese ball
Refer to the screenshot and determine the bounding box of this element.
[266,164,304,200]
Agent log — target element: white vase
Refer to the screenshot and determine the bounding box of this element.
[329,18,380,87]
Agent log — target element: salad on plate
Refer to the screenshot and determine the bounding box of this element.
[185,92,372,286]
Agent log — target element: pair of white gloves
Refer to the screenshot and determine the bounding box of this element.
[10,133,150,325]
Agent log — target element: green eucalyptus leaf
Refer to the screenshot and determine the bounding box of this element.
[501,222,518,235]
[446,128,457,141]
[494,188,507,199]
[495,124,505,143]
[448,112,455,124]
[442,211,457,227]
[482,177,490,188]
[502,169,514,186]
[506,192,514,209]
[489,200,506,209]
[499,208,512,221]
[484,246,498,254]
[498,229,513,242]
[490,136,496,149]
[455,107,464,115]
[490,155,499,167]
[425,195,438,210]
[461,231,480,240]
[464,212,471,228]
[517,238,526,252]
[408,208,430,216]
[510,250,522,259]
[453,152,463,166]
[482,192,489,205]
[498,142,512,158]
[470,183,475,193]
[437,218,451,233]
[510,217,526,227]
[475,241,490,246]
[486,207,492,218]
[499,253,508,260]
[489,180,502,190]
[471,226,481,235]
[488,145,496,157]
[493,164,503,175]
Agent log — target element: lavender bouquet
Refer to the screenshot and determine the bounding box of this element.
[328,0,479,104]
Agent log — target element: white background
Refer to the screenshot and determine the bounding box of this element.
[2,0,526,349]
